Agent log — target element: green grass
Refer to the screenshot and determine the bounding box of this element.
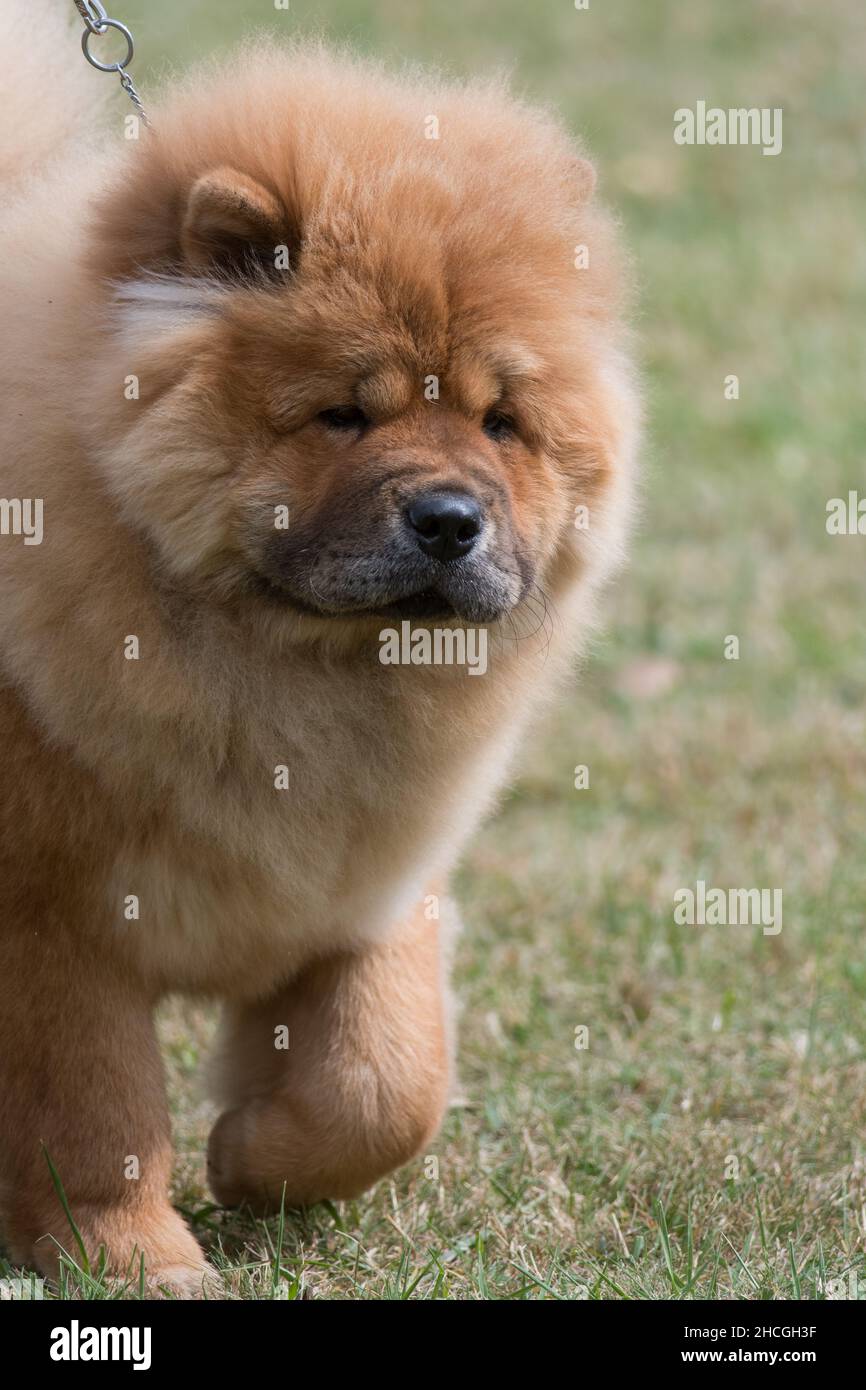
[8,0,864,1299]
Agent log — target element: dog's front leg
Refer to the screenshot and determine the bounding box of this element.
[207,895,456,1211]
[0,928,208,1296]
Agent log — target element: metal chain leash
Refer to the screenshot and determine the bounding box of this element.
[72,0,152,130]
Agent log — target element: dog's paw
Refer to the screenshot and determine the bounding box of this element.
[144,1261,219,1301]
[207,1105,274,1212]
[15,1200,211,1300]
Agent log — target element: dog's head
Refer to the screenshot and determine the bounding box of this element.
[86,46,636,641]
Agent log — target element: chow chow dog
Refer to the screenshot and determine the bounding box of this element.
[0,4,637,1293]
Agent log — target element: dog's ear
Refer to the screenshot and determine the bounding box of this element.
[180,167,290,277]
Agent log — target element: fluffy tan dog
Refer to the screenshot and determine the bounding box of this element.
[0,8,637,1294]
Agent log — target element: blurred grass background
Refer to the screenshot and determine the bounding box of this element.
[82,0,866,1297]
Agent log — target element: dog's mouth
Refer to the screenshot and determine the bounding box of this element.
[249,540,528,625]
[380,588,457,620]
[252,574,461,621]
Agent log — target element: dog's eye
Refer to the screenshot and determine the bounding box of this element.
[318,406,369,431]
[482,409,517,442]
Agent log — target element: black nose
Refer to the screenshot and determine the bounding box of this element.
[405,490,483,562]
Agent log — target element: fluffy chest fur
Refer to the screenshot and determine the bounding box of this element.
[106,646,548,995]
